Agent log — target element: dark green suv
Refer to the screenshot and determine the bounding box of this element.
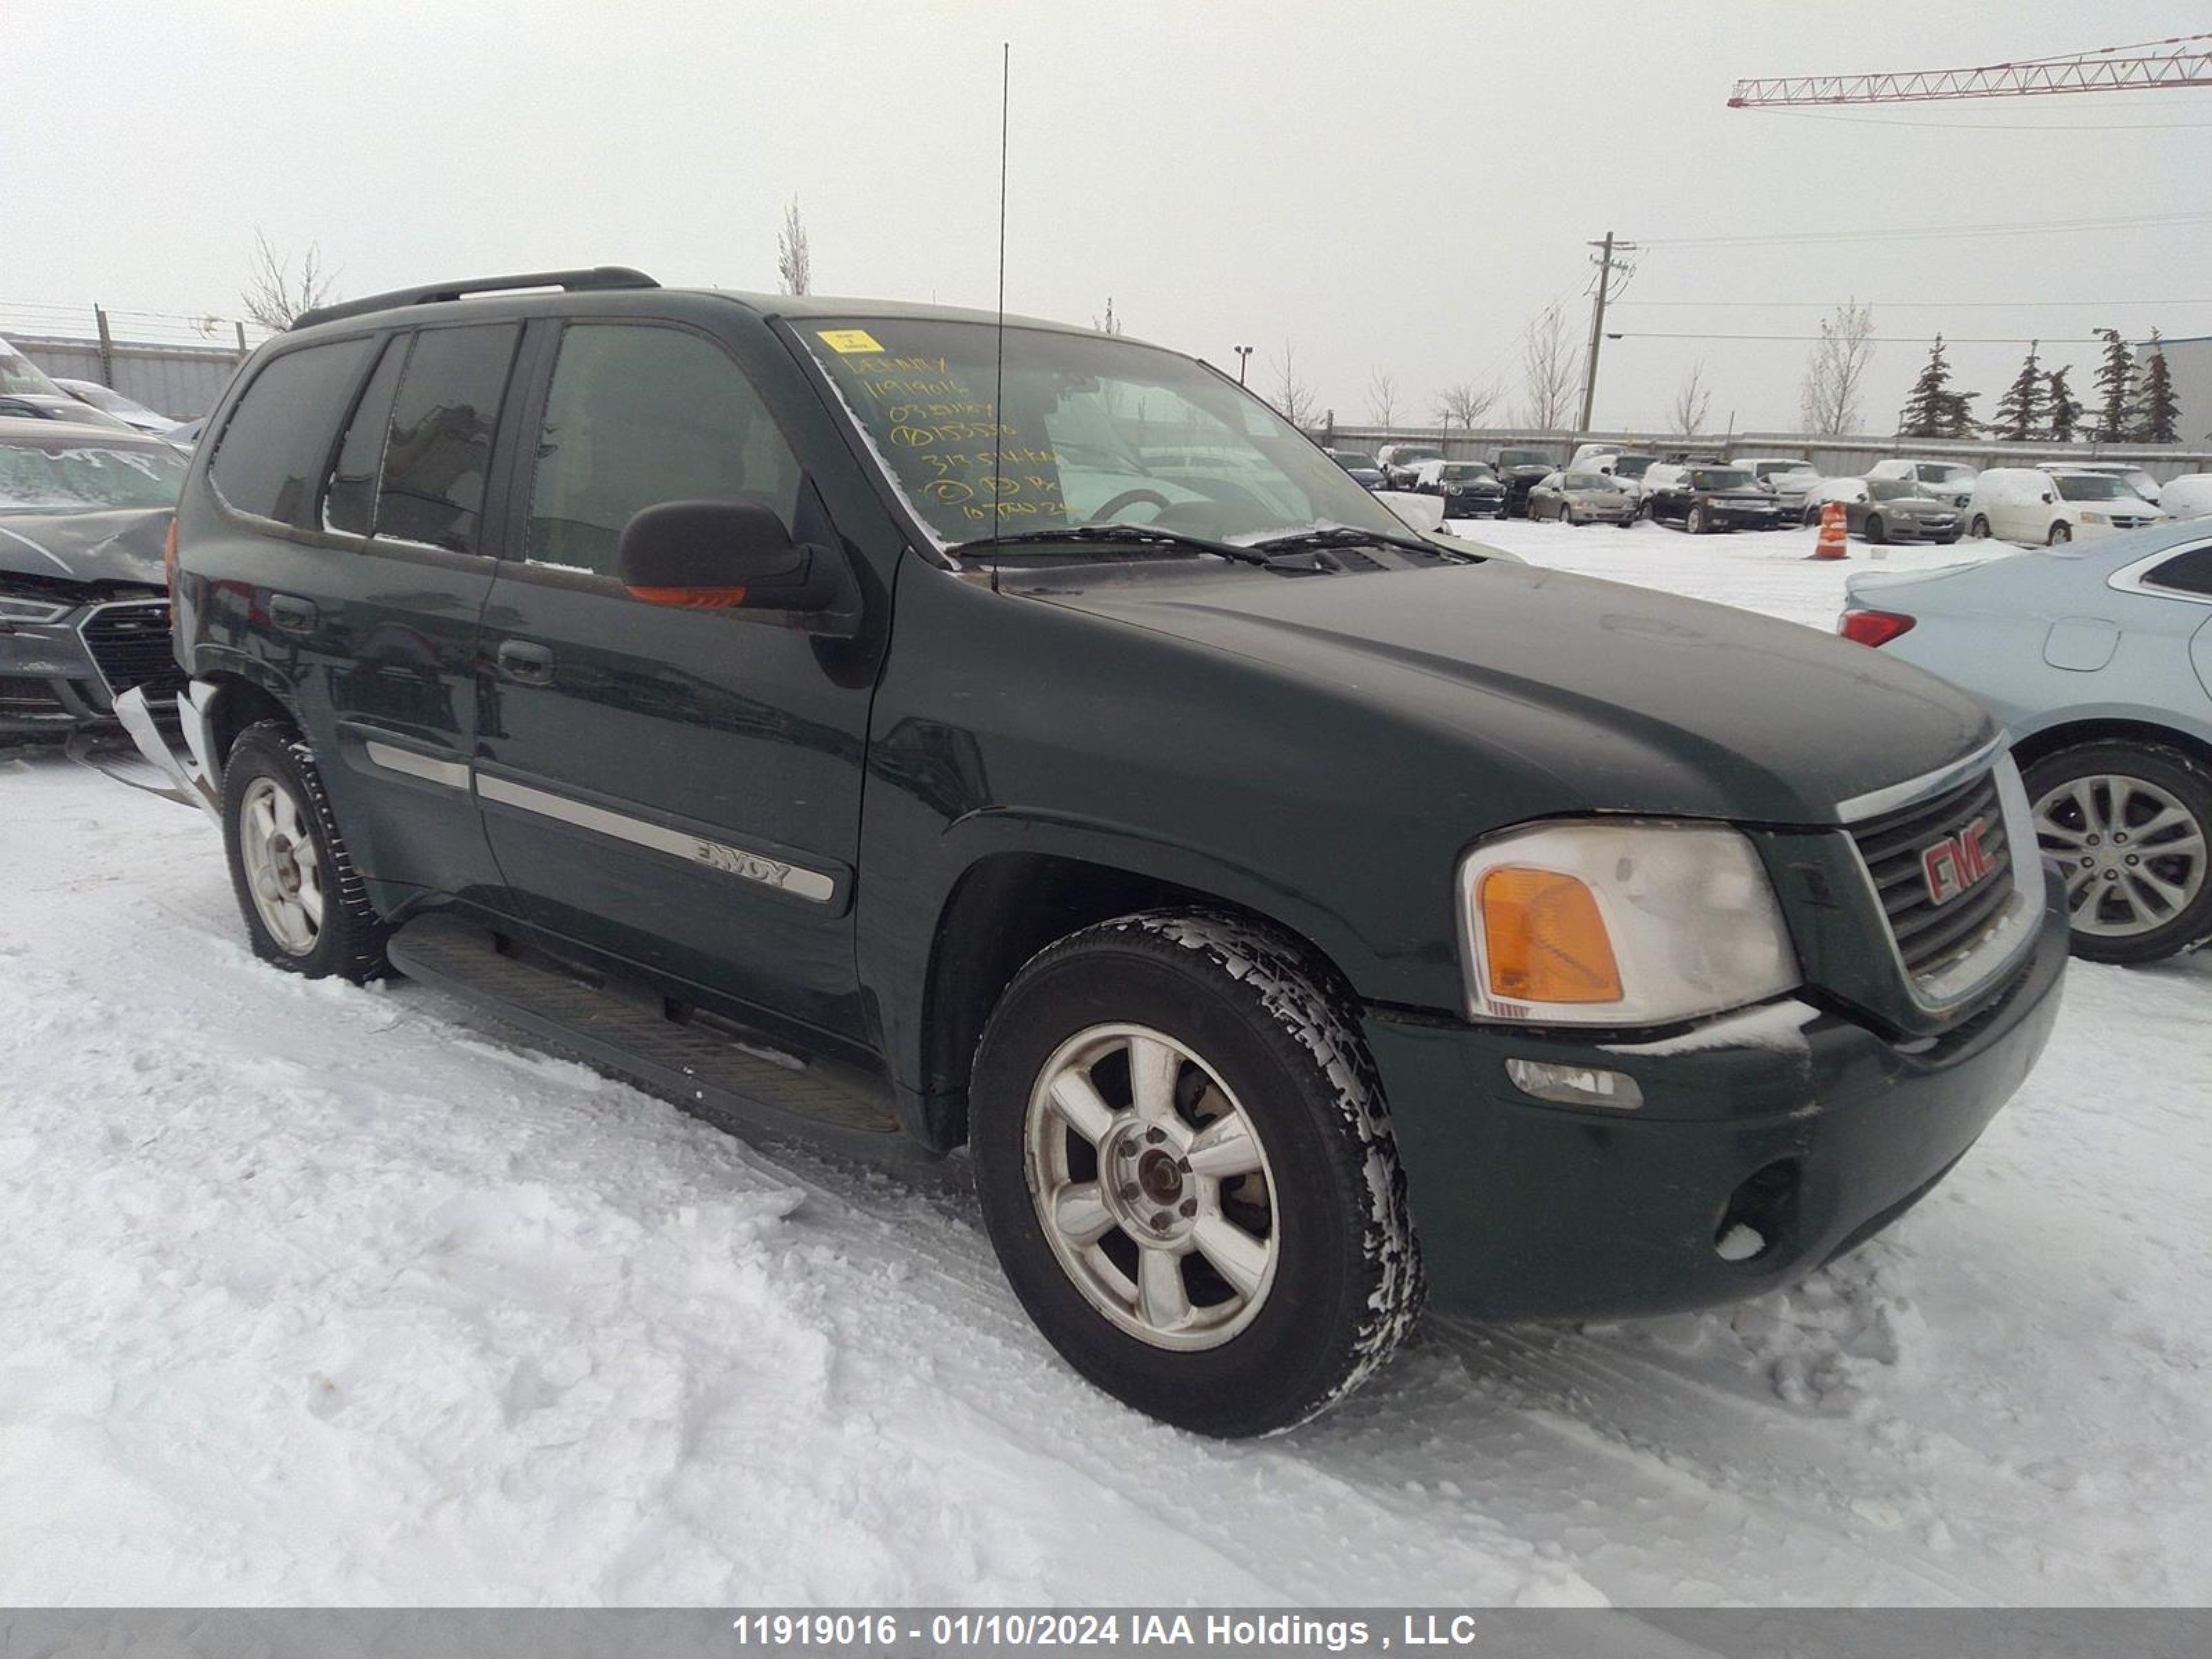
[135,268,2068,1436]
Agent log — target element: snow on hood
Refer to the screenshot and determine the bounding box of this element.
[0,507,171,590]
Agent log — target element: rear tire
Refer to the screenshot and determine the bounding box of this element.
[2025,741,2212,964]
[1969,515,1991,539]
[221,721,389,982]
[970,910,1423,1437]
[2049,521,2072,546]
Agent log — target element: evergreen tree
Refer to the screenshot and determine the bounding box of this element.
[2045,364,2083,443]
[2093,328,2136,441]
[2135,331,2180,442]
[1897,337,1959,438]
[1989,341,2045,442]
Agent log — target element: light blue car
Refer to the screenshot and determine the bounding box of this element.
[1839,521,2212,964]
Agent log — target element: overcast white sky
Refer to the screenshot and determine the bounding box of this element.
[9,1,2209,433]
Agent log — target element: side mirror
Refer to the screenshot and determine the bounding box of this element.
[617,500,843,615]
[2041,492,2056,505]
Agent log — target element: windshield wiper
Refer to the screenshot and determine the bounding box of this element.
[950,525,1271,567]
[1243,523,1468,561]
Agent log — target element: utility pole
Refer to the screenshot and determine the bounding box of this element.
[1577,231,1636,435]
[1234,344,1253,386]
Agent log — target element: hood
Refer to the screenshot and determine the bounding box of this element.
[1044,561,1994,825]
[0,507,171,590]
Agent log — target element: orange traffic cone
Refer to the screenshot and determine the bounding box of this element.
[1810,500,1849,561]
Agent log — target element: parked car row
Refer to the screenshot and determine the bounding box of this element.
[1,332,196,441]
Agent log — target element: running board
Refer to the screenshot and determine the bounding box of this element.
[387,914,910,1156]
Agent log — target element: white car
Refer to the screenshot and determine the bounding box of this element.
[2160,474,2212,521]
[50,378,180,435]
[2057,460,2164,508]
[1966,467,2168,547]
[1736,455,1821,518]
[1868,458,1978,512]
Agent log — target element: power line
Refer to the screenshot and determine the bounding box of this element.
[1609,330,2110,344]
[1614,298,2208,308]
[1638,211,2212,247]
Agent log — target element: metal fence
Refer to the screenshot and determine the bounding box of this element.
[2,301,271,420]
[1315,423,2212,484]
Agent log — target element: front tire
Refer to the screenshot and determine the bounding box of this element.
[1969,515,1991,539]
[1685,504,1708,535]
[1865,514,1887,545]
[2049,521,2072,546]
[971,910,1423,1437]
[222,721,389,981]
[2026,741,2212,964]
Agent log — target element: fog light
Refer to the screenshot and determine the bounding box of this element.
[1506,1058,1643,1110]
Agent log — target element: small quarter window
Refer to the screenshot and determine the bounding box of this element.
[2141,545,2212,598]
[209,337,376,525]
[321,336,406,536]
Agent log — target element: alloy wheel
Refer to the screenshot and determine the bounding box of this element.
[237,774,326,955]
[1024,1022,1280,1351]
[2034,772,2207,938]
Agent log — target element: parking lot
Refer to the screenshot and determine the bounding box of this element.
[6,523,2207,1606]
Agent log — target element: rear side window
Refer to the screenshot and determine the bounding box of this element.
[321,336,406,536]
[209,338,375,525]
[525,323,800,576]
[375,324,520,554]
[2143,545,2212,598]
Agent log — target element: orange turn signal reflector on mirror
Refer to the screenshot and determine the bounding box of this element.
[1479,867,1624,1004]
[624,584,750,609]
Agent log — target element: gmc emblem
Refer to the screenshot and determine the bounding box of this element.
[1922,817,1994,906]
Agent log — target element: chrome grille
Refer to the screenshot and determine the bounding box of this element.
[1850,769,2014,980]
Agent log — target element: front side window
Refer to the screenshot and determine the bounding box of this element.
[800,318,1403,550]
[210,337,377,525]
[528,324,801,576]
[0,439,187,511]
[375,324,519,554]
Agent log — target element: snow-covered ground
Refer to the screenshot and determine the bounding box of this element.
[3,517,2208,1606]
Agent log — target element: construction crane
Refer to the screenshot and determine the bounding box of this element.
[1728,31,2212,106]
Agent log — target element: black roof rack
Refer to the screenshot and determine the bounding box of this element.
[289,266,658,331]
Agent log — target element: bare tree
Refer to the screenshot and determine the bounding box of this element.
[1433,380,1500,428]
[1269,339,1320,429]
[1367,366,1398,427]
[777,196,812,297]
[240,231,337,330]
[1516,302,1580,429]
[1799,299,1876,436]
[1669,359,1714,435]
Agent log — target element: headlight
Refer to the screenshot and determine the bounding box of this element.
[2079,510,2108,525]
[0,592,73,626]
[1456,821,1799,1025]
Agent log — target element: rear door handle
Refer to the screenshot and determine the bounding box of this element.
[496,639,555,685]
[268,594,317,633]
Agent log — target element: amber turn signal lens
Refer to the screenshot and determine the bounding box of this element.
[623,584,750,609]
[1479,867,1624,1004]
[163,516,178,601]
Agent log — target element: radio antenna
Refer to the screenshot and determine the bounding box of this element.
[991,40,1010,579]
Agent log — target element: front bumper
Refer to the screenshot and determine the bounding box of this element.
[1362,874,2068,1322]
[0,597,179,738]
[1445,491,1507,516]
[1888,516,1962,542]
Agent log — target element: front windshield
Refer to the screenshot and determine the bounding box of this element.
[800,319,1407,548]
[1442,462,1495,481]
[1562,472,1613,491]
[2054,474,2132,502]
[0,440,188,511]
[1331,449,1378,469]
[1759,460,1815,478]
[1924,464,1974,484]
[1867,479,1919,501]
[1,340,64,397]
[1611,454,1656,478]
[1690,468,1754,490]
[1497,449,1548,467]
